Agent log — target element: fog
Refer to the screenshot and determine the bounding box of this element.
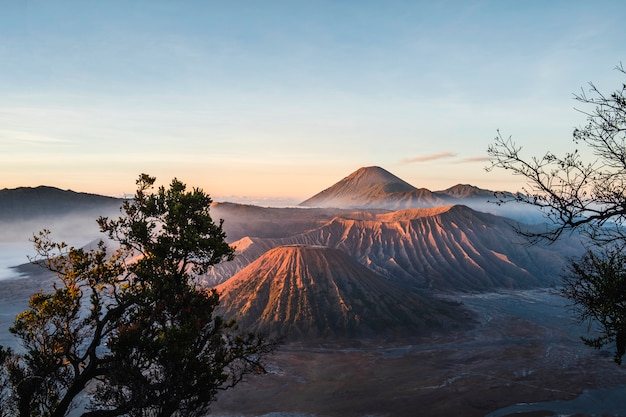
[215,196,303,208]
[0,213,107,280]
[0,242,32,280]
[459,200,547,224]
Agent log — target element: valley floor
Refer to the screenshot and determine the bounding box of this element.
[211,290,626,417]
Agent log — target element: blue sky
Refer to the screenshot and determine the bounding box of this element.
[1,0,624,202]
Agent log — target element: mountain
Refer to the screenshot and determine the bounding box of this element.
[298,166,544,224]
[0,186,122,221]
[214,245,470,340]
[437,184,497,199]
[202,205,584,291]
[299,166,451,209]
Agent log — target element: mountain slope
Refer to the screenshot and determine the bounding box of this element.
[298,205,571,290]
[203,205,583,291]
[299,166,450,209]
[215,245,469,340]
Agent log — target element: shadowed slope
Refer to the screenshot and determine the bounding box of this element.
[215,245,468,340]
[0,186,121,221]
[209,202,386,241]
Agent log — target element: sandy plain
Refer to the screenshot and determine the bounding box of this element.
[212,290,626,417]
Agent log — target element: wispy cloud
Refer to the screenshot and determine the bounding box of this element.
[401,152,456,164]
[0,131,70,145]
[457,156,491,163]
[401,153,491,165]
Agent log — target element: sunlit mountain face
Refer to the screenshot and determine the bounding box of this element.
[215,244,471,341]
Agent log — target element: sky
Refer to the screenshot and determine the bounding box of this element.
[0,0,625,204]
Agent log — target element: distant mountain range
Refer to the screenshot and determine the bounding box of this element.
[299,166,506,209]
[0,186,122,221]
[0,167,519,223]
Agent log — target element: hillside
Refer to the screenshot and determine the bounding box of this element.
[214,245,470,340]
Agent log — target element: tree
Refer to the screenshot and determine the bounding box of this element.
[487,64,626,363]
[0,174,277,417]
[561,248,626,364]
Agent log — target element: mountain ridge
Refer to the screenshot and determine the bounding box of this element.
[202,204,583,291]
[0,186,122,221]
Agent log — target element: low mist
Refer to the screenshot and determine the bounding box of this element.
[0,212,109,280]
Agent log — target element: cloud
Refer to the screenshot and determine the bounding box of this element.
[400,153,491,165]
[401,152,456,164]
[0,131,70,145]
[457,156,491,163]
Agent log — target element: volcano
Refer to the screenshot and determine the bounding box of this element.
[214,245,469,340]
[299,166,450,209]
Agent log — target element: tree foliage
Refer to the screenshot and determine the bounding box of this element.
[487,64,626,363]
[562,248,626,364]
[0,174,277,417]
